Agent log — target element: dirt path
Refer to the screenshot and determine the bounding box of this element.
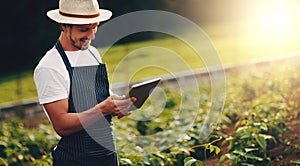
[269,118,300,166]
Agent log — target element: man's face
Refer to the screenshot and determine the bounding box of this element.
[65,23,99,50]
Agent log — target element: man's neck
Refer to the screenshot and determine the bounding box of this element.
[58,34,80,51]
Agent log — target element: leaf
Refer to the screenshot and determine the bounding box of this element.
[179,148,191,155]
[184,157,202,166]
[219,155,226,164]
[120,158,133,164]
[0,158,8,166]
[244,148,258,153]
[240,133,252,140]
[215,146,221,154]
[236,126,249,133]
[245,154,264,161]
[255,135,266,151]
[260,123,268,131]
[241,163,255,166]
[150,158,160,166]
[292,159,300,164]
[259,134,276,143]
[225,154,238,162]
[209,145,214,153]
[184,157,193,163]
[209,145,221,155]
[0,140,8,147]
[233,150,245,156]
[153,152,165,160]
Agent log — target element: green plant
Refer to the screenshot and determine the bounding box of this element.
[220,65,300,165]
[292,159,300,164]
[0,118,59,165]
[184,157,202,166]
[1,63,300,165]
[220,122,274,165]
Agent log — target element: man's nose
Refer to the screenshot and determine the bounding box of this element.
[88,32,95,40]
[87,29,96,40]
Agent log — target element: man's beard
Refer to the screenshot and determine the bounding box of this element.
[70,36,90,50]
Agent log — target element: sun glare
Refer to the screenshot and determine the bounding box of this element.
[251,0,299,40]
[258,2,295,40]
[227,1,300,59]
[241,0,300,56]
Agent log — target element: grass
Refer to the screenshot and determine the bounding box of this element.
[0,71,37,104]
[1,22,300,104]
[100,36,204,83]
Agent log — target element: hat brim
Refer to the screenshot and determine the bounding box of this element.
[47,9,112,24]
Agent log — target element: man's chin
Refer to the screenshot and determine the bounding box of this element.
[75,40,90,50]
[80,44,90,50]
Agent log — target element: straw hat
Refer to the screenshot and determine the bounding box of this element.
[47,0,112,24]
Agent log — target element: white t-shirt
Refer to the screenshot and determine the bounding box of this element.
[34,46,103,105]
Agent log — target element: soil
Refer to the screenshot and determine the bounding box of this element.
[202,118,300,166]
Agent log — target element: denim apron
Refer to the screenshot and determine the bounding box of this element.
[52,40,118,166]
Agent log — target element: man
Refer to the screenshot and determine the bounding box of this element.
[33,0,135,165]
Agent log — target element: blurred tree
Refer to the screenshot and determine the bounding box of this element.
[0,0,59,74]
[100,0,181,44]
[1,0,59,76]
[1,0,227,75]
[1,0,177,75]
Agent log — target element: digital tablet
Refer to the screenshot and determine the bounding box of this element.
[127,77,161,111]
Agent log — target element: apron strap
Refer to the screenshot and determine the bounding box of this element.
[55,40,73,75]
[88,49,102,64]
[55,40,101,67]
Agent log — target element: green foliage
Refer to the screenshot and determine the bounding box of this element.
[0,118,59,166]
[292,159,300,164]
[114,83,223,165]
[1,63,300,165]
[184,157,202,166]
[220,65,300,165]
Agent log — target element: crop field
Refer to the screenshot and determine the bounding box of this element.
[0,22,300,165]
[1,59,300,165]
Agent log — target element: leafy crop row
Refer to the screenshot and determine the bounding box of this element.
[0,119,59,165]
[220,64,300,165]
[1,63,300,165]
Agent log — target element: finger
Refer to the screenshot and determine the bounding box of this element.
[130,97,137,102]
[118,111,131,119]
[110,98,136,116]
[121,97,136,112]
[111,94,126,100]
[115,105,132,117]
[113,98,135,108]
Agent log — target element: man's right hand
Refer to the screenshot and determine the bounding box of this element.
[96,95,136,119]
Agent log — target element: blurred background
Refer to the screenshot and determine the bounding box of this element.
[1,0,300,113]
[1,1,300,165]
[1,0,300,104]
[2,0,300,75]
[0,0,300,103]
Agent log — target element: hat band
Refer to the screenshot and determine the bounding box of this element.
[59,11,100,18]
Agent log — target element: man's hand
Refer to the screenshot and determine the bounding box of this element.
[96,95,136,119]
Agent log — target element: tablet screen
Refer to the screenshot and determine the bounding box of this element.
[127,77,161,111]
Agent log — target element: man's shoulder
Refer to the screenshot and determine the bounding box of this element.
[35,48,65,72]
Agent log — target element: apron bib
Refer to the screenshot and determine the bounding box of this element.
[52,40,118,166]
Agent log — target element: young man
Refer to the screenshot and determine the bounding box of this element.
[33,0,135,165]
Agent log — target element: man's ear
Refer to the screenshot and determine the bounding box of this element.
[59,24,64,32]
[59,23,69,32]
[60,24,72,32]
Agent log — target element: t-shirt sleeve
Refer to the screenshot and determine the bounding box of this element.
[34,67,68,104]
